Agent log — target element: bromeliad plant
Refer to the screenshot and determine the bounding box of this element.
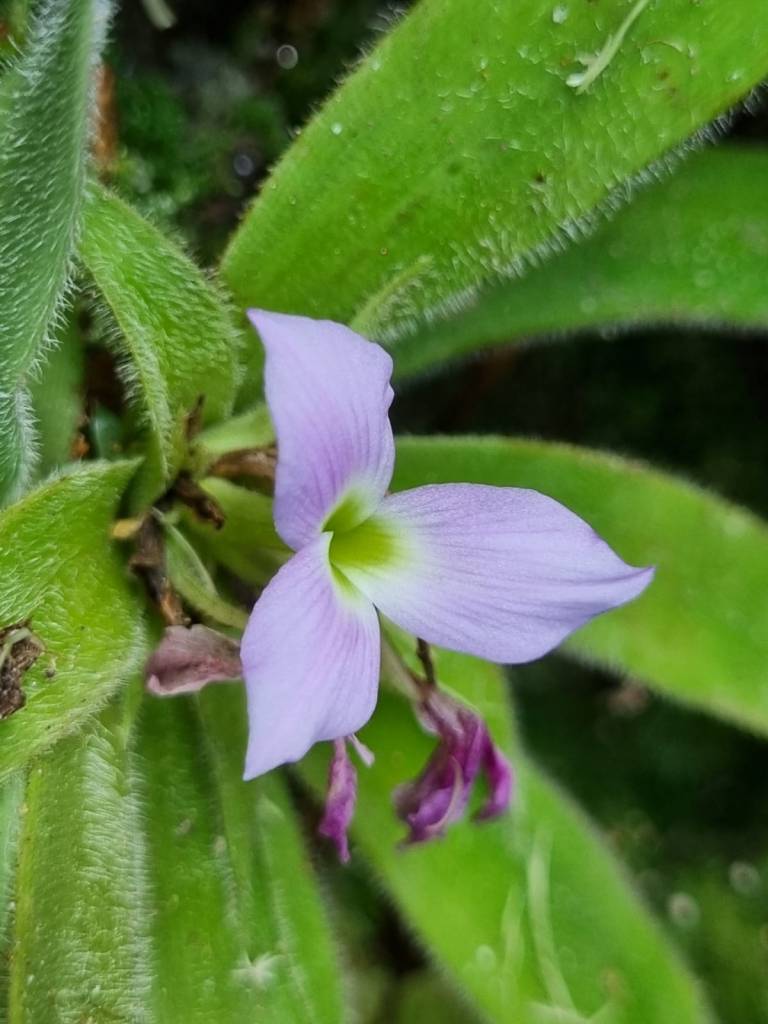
[2,1,768,1022]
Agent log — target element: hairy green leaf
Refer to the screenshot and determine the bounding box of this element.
[302,649,711,1023]
[181,477,287,587]
[28,314,84,479]
[395,972,484,1024]
[0,0,109,502]
[9,699,151,1023]
[196,405,273,464]
[3,682,343,1023]
[137,690,344,1022]
[199,686,346,1024]
[393,437,768,735]
[394,146,768,377]
[80,186,241,508]
[0,776,23,1024]
[0,461,148,783]
[0,777,23,948]
[222,0,768,396]
[164,523,249,630]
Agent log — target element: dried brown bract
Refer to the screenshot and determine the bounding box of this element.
[0,623,44,721]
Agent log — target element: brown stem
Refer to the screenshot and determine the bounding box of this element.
[172,473,225,529]
[129,516,186,626]
[416,637,437,689]
[207,446,277,490]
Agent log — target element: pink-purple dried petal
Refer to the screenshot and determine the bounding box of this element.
[145,624,242,697]
[318,738,358,863]
[395,690,513,844]
[475,740,514,822]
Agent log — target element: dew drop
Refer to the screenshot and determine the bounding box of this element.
[667,891,700,929]
[475,945,497,970]
[330,122,344,136]
[275,44,299,70]
[729,861,762,896]
[552,4,569,23]
[232,153,254,178]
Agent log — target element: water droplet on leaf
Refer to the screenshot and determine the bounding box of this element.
[275,44,299,70]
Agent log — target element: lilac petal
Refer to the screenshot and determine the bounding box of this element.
[343,484,654,664]
[248,310,395,550]
[240,534,380,778]
[145,625,242,697]
[318,738,357,863]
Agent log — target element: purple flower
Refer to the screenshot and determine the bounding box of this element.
[317,738,358,863]
[394,690,513,844]
[240,310,653,780]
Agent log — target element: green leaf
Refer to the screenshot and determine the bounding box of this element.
[4,683,344,1023]
[196,405,273,463]
[0,1,31,57]
[9,699,152,1023]
[393,436,768,736]
[394,146,768,378]
[395,972,485,1024]
[221,0,768,395]
[0,0,109,502]
[301,649,711,1023]
[80,186,241,508]
[164,522,249,629]
[181,477,288,587]
[27,313,84,479]
[0,777,23,948]
[137,689,345,1022]
[0,776,23,1024]
[199,686,347,1024]
[0,461,148,783]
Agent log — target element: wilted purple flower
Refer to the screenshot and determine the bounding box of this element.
[317,738,358,863]
[240,311,653,781]
[394,690,513,844]
[146,624,242,696]
[316,734,374,860]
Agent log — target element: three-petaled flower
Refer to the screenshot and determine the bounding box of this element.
[239,311,653,779]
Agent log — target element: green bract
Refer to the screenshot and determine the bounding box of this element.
[0,461,148,783]
[0,0,109,503]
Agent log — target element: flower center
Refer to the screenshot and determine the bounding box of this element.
[323,490,370,534]
[329,515,402,576]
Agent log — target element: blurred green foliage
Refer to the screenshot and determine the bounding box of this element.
[108,0,390,257]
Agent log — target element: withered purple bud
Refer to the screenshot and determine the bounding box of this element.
[474,738,513,822]
[394,691,513,845]
[317,738,358,863]
[145,624,242,697]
